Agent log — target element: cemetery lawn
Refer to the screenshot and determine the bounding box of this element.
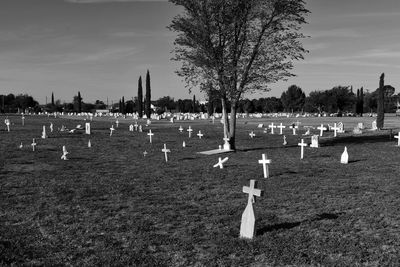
[1,114,400,266]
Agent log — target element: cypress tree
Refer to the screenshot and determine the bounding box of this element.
[78,91,82,113]
[193,94,196,113]
[51,92,55,106]
[122,96,125,114]
[360,87,364,117]
[377,73,385,129]
[356,89,360,115]
[138,76,143,118]
[145,70,151,118]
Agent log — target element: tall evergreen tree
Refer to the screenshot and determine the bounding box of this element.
[145,70,151,118]
[138,76,143,118]
[193,94,196,113]
[122,96,125,114]
[51,92,55,106]
[377,73,385,129]
[77,91,82,113]
[360,87,364,116]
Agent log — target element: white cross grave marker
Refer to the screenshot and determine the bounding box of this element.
[223,136,231,150]
[394,132,400,146]
[182,141,186,147]
[134,122,138,131]
[298,139,307,159]
[4,119,10,132]
[331,123,340,137]
[258,153,271,178]
[213,157,229,169]
[129,124,134,132]
[268,123,276,134]
[179,125,183,133]
[147,129,154,143]
[161,144,171,162]
[31,138,37,151]
[187,126,193,138]
[317,124,327,137]
[110,125,115,136]
[249,131,255,138]
[197,130,204,139]
[240,179,262,239]
[277,123,285,135]
[61,145,69,160]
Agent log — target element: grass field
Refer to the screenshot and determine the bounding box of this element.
[1,114,400,266]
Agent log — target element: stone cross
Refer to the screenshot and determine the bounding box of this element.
[110,125,115,136]
[240,179,262,239]
[331,123,340,137]
[85,122,91,135]
[277,123,285,135]
[395,132,400,146]
[161,144,171,162]
[197,130,204,139]
[249,131,255,138]
[61,145,69,160]
[147,129,154,143]
[187,126,193,138]
[317,124,327,137]
[41,125,47,139]
[31,138,37,151]
[289,125,298,135]
[179,125,183,132]
[223,136,231,150]
[258,153,271,178]
[298,139,307,159]
[134,122,139,131]
[268,123,276,134]
[213,157,228,169]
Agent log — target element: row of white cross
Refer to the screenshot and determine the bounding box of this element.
[254,123,341,137]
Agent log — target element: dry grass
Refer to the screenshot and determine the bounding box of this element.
[1,114,400,266]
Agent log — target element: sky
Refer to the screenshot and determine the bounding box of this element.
[0,0,399,104]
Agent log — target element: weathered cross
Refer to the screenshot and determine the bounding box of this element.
[243,179,262,204]
[147,129,154,143]
[331,123,340,137]
[61,145,69,160]
[213,157,229,169]
[277,123,285,135]
[249,131,256,138]
[179,125,183,132]
[317,124,327,137]
[394,132,400,146]
[187,126,193,138]
[110,125,115,136]
[161,144,171,162]
[197,130,204,139]
[134,122,138,131]
[31,138,37,151]
[258,153,271,178]
[268,123,276,134]
[298,139,308,159]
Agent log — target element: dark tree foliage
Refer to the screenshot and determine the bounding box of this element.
[377,73,385,129]
[77,91,82,113]
[192,94,196,113]
[281,85,306,112]
[145,70,151,118]
[0,93,39,113]
[138,76,143,118]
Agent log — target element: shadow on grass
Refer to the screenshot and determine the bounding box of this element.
[237,145,298,152]
[256,212,344,235]
[322,133,392,146]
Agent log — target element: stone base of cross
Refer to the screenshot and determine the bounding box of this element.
[240,180,262,239]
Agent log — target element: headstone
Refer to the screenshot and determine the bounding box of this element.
[371,120,377,131]
[277,123,285,135]
[88,140,91,148]
[85,122,91,135]
[317,124,327,137]
[341,146,349,164]
[268,123,276,134]
[19,142,23,149]
[394,132,400,146]
[31,138,37,151]
[161,144,171,162]
[289,124,298,135]
[41,126,47,139]
[134,122,139,131]
[258,153,271,178]
[179,125,183,133]
[298,139,307,159]
[213,157,229,169]
[61,145,69,160]
[337,122,345,133]
[197,131,204,139]
[138,125,143,132]
[182,141,186,147]
[240,180,262,239]
[223,137,231,150]
[147,119,151,126]
[147,129,154,143]
[249,131,255,138]
[129,124,134,132]
[110,125,115,136]
[257,124,264,128]
[353,127,362,134]
[4,118,10,132]
[310,135,319,148]
[283,135,287,146]
[357,122,364,130]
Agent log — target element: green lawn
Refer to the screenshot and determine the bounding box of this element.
[1,114,400,266]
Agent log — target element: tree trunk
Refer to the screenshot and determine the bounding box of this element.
[229,100,238,150]
[221,96,230,141]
